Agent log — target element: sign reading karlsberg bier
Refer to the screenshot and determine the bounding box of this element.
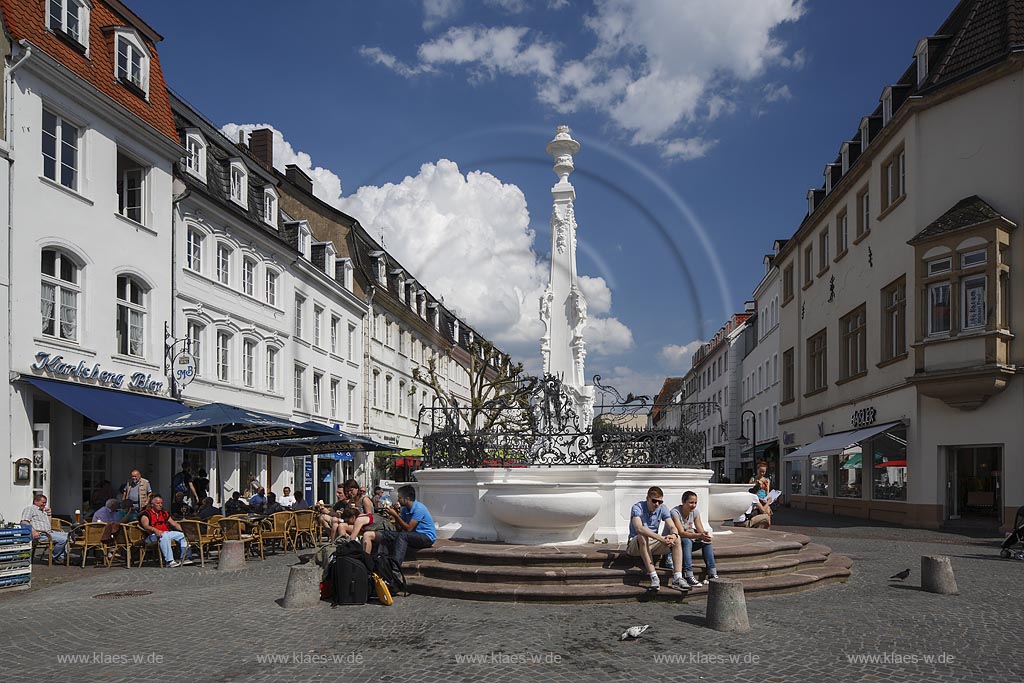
[31,351,165,394]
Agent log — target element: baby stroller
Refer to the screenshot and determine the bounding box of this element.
[1000,505,1024,559]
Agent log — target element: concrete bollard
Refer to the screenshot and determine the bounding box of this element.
[218,540,246,571]
[282,563,322,608]
[921,555,959,595]
[705,578,750,633]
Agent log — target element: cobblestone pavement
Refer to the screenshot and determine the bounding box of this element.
[0,521,1019,683]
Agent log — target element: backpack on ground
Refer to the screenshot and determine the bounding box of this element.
[331,553,370,606]
[374,552,409,593]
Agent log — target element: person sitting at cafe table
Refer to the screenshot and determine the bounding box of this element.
[21,494,68,564]
[139,495,193,567]
[171,491,194,519]
[224,491,250,516]
[92,498,123,562]
[291,493,310,511]
[118,499,140,523]
[196,497,220,521]
[278,486,296,509]
[263,492,286,516]
[249,487,268,514]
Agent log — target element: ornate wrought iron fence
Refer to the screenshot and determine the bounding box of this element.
[418,374,709,468]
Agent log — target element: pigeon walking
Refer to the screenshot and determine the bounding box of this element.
[619,625,650,641]
[890,568,911,581]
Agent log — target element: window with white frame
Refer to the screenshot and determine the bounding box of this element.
[265,270,278,306]
[115,32,149,96]
[962,276,987,330]
[229,162,247,206]
[928,257,952,276]
[882,88,893,124]
[216,331,231,381]
[266,347,277,391]
[398,380,406,416]
[186,229,203,272]
[242,339,256,387]
[928,282,951,336]
[293,364,304,410]
[408,383,416,416]
[882,277,906,361]
[48,0,88,46]
[116,152,146,224]
[324,244,336,277]
[330,379,339,418]
[372,370,380,408]
[347,324,356,361]
[298,225,311,260]
[860,118,870,148]
[242,258,255,296]
[330,315,339,354]
[385,375,393,412]
[41,109,79,190]
[398,330,406,355]
[915,40,929,86]
[216,244,231,286]
[961,249,986,268]
[186,321,203,376]
[836,210,848,256]
[313,306,323,347]
[184,132,206,180]
[385,320,393,347]
[839,304,867,380]
[115,275,146,357]
[347,384,356,422]
[40,249,79,341]
[294,295,304,339]
[263,188,278,227]
[313,373,323,414]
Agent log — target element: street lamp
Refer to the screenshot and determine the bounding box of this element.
[739,409,757,483]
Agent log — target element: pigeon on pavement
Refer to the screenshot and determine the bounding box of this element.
[890,568,911,581]
[619,625,650,641]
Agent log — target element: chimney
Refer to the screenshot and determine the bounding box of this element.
[285,164,313,195]
[249,128,274,169]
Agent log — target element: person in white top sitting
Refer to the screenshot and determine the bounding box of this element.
[278,486,297,509]
[668,490,719,587]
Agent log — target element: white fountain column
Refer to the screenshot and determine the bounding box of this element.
[540,125,594,424]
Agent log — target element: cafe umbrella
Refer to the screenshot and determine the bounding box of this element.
[79,403,340,503]
[235,424,402,457]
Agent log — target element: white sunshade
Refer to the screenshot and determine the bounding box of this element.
[782,422,903,460]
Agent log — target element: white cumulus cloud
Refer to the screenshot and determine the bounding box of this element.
[659,340,704,369]
[363,0,806,159]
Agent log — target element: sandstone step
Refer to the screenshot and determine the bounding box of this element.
[405,546,830,585]
[406,554,853,603]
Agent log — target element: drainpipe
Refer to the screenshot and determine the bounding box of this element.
[6,41,33,501]
[363,284,375,485]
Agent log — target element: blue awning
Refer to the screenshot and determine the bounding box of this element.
[21,376,186,430]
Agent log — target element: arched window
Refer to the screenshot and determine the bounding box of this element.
[41,249,80,341]
[229,162,247,207]
[187,228,203,272]
[114,29,150,97]
[116,275,147,357]
[216,331,231,382]
[184,131,207,180]
[48,0,89,49]
[263,188,278,227]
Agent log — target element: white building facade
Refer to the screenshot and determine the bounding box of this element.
[2,1,183,521]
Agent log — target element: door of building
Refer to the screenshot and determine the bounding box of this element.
[946,446,1001,525]
[31,425,50,504]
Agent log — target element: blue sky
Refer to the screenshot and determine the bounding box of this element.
[139,0,958,396]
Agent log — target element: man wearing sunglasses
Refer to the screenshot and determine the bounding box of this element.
[626,486,685,591]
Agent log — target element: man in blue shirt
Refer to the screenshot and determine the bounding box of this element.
[379,485,436,567]
[626,486,684,591]
[248,488,267,514]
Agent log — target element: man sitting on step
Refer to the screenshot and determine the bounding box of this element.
[626,486,685,591]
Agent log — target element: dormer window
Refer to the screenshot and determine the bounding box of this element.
[48,0,89,49]
[324,243,336,276]
[183,130,206,180]
[915,38,929,87]
[371,254,386,286]
[114,30,150,98]
[297,224,312,260]
[229,162,248,207]
[340,259,354,291]
[841,143,851,174]
[263,188,278,227]
[807,189,816,215]
[860,117,870,148]
[823,165,833,194]
[882,87,893,125]
[396,273,406,302]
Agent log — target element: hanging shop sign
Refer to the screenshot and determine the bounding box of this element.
[851,406,877,429]
[31,351,165,395]
[172,352,197,389]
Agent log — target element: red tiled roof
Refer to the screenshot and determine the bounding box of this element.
[0,0,177,143]
[651,377,684,423]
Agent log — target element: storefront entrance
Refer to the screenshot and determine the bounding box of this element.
[946,446,1001,525]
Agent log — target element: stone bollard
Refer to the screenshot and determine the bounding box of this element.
[921,555,959,595]
[705,578,750,633]
[282,563,322,608]
[218,540,246,571]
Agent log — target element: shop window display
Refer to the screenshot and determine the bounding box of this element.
[870,427,907,501]
[809,455,830,496]
[786,458,803,496]
[837,449,863,498]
